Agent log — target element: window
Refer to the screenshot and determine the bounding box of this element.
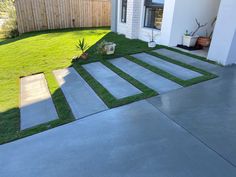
[121,0,127,23]
[144,0,164,29]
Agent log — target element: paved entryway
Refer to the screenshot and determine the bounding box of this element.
[20,74,58,130]
[9,49,236,176]
[110,57,182,94]
[83,62,142,99]
[148,66,236,166]
[19,49,216,129]
[1,100,236,177]
[53,68,108,119]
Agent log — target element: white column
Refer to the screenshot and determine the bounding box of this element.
[125,0,142,39]
[208,0,236,65]
[111,0,118,32]
[160,0,177,45]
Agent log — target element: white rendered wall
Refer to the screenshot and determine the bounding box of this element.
[116,0,142,39]
[168,0,221,46]
[138,0,162,43]
[159,0,176,45]
[208,0,236,65]
[116,0,221,49]
[117,0,128,35]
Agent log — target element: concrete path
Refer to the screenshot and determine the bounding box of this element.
[132,53,202,80]
[20,74,58,130]
[83,62,141,99]
[148,66,236,167]
[110,57,182,94]
[53,68,108,119]
[154,48,219,73]
[1,100,236,177]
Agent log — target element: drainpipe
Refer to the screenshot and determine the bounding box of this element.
[111,0,118,32]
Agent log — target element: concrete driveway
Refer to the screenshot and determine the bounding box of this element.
[1,64,236,176]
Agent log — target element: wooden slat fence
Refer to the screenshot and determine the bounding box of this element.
[15,0,111,33]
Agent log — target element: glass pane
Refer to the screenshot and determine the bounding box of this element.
[144,7,164,29]
[121,6,126,22]
[144,8,153,27]
[152,0,164,4]
[154,8,163,29]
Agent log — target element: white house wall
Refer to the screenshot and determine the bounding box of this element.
[117,0,128,35]
[158,0,176,45]
[138,0,162,43]
[168,0,221,46]
[116,0,220,46]
[208,0,236,65]
[116,0,171,43]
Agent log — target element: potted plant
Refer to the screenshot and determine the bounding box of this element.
[197,31,211,47]
[182,30,199,47]
[104,42,116,55]
[76,38,89,59]
[197,17,217,47]
[183,19,207,47]
[97,40,116,55]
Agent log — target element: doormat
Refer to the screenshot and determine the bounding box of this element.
[177,44,203,51]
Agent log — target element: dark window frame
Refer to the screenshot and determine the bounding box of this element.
[143,1,164,30]
[121,0,127,23]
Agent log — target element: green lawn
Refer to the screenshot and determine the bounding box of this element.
[0,28,157,144]
[0,28,110,143]
[0,28,217,144]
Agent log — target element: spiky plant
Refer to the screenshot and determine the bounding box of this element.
[76,38,89,54]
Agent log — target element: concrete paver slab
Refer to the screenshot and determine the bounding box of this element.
[53,67,108,119]
[110,57,182,94]
[1,101,236,177]
[20,74,58,130]
[132,53,202,80]
[83,62,141,99]
[154,48,219,73]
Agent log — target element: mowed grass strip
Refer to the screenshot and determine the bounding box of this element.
[0,28,110,144]
[0,72,75,144]
[73,60,157,108]
[126,52,217,87]
[157,45,220,65]
[147,51,218,83]
[0,28,218,144]
[101,60,157,103]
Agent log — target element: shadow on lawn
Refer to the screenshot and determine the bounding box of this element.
[0,86,75,145]
[0,27,110,46]
[0,30,153,144]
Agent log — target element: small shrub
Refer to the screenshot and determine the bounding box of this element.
[75,38,90,59]
[0,0,19,38]
[96,40,108,55]
[76,38,90,53]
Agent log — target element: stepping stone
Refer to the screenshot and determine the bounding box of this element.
[53,67,108,119]
[154,48,219,72]
[109,58,182,94]
[132,53,202,80]
[83,62,141,99]
[20,74,59,130]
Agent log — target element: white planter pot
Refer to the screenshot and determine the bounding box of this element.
[183,35,199,47]
[148,41,156,48]
[104,43,116,55]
